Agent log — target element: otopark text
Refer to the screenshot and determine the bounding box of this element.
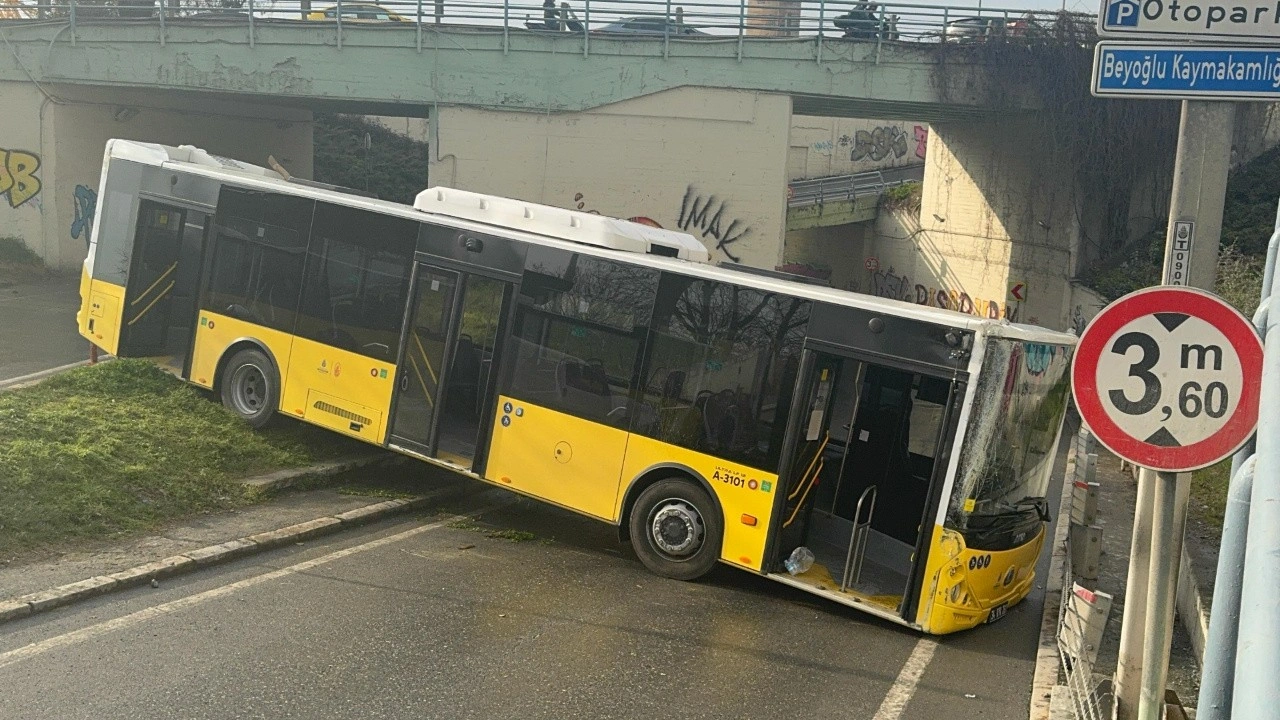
[1106,0,1280,32]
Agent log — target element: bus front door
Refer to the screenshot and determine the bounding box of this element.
[388,263,512,473]
[779,351,956,619]
[116,201,208,376]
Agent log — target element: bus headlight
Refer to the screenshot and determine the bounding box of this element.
[1002,567,1017,587]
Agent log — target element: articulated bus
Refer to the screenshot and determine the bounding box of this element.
[78,140,1075,634]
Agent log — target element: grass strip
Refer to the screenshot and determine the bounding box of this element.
[0,359,362,556]
[1191,460,1231,531]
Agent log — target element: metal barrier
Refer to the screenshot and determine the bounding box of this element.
[1054,427,1114,720]
[0,0,1097,63]
[1197,199,1280,719]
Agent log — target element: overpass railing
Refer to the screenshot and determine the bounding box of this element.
[786,166,920,208]
[0,0,1097,61]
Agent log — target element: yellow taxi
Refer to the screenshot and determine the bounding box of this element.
[306,3,409,22]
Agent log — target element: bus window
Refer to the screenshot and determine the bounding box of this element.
[203,188,313,333]
[634,275,809,473]
[948,338,1072,550]
[502,248,658,426]
[295,202,416,362]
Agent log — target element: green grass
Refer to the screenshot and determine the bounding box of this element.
[0,359,360,557]
[1192,460,1232,531]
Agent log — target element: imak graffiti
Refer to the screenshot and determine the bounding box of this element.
[677,185,752,263]
[72,184,98,245]
[868,267,1019,322]
[0,148,41,208]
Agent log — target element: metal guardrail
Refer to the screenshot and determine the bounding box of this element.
[0,0,1098,61]
[787,167,921,208]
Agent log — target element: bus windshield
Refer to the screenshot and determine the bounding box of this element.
[947,337,1073,550]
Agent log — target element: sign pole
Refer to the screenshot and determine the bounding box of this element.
[1113,98,1237,719]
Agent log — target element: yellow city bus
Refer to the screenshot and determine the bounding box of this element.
[78,140,1076,634]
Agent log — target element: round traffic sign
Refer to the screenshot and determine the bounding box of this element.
[1071,286,1263,472]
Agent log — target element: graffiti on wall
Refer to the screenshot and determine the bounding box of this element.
[840,126,910,163]
[72,185,98,246]
[0,149,41,208]
[568,188,754,263]
[914,125,928,160]
[677,185,752,263]
[868,266,1020,322]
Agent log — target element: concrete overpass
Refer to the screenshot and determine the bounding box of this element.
[0,15,1039,120]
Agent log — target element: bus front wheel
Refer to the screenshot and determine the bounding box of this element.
[220,348,279,429]
[629,478,723,581]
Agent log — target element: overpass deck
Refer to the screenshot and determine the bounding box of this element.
[0,1,1092,118]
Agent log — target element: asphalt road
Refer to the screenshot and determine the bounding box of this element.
[0,464,1056,720]
[0,274,87,383]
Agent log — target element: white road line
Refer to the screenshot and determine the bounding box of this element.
[0,504,506,670]
[871,638,939,720]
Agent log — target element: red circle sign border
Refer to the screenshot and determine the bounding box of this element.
[1071,286,1264,473]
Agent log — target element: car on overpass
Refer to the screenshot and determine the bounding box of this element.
[593,15,709,36]
[306,3,409,22]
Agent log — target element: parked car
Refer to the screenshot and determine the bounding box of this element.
[306,3,408,22]
[593,15,708,36]
[943,16,996,43]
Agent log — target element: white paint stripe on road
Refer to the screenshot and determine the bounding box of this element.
[0,503,507,670]
[871,638,938,720]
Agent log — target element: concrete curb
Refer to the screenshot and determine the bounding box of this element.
[0,356,113,392]
[237,453,397,493]
[0,495,435,626]
[1176,546,1211,668]
[1029,452,1079,720]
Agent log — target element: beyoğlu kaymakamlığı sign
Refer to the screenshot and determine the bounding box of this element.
[1093,44,1280,99]
[1101,0,1280,41]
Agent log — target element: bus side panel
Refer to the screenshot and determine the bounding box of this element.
[921,524,1045,634]
[79,275,126,357]
[486,396,628,521]
[618,435,778,573]
[188,311,295,397]
[280,336,397,445]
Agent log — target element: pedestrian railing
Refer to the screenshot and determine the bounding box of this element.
[0,0,1097,63]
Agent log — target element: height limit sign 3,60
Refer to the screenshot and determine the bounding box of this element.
[1072,287,1263,472]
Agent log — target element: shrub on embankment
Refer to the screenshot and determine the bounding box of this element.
[0,360,359,557]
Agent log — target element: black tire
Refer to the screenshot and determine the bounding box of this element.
[219,348,279,429]
[628,478,723,581]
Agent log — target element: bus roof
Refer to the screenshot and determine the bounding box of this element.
[105,139,1077,346]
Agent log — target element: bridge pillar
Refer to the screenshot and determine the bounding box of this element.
[433,87,793,269]
[852,115,1084,330]
[0,83,312,271]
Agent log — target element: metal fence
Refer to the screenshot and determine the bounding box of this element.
[0,0,1097,60]
[1054,428,1114,720]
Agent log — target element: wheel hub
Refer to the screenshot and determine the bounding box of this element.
[650,501,703,557]
[231,365,266,415]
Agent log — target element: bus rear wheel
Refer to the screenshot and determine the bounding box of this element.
[629,478,723,581]
[220,348,278,429]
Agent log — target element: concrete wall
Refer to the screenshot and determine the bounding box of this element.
[0,82,313,270]
[434,88,793,269]
[0,82,45,263]
[788,116,928,180]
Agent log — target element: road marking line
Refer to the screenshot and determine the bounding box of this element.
[871,638,938,720]
[0,503,507,670]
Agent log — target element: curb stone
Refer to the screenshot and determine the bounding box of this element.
[237,453,398,493]
[0,357,114,392]
[1029,447,1080,720]
[0,493,440,627]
